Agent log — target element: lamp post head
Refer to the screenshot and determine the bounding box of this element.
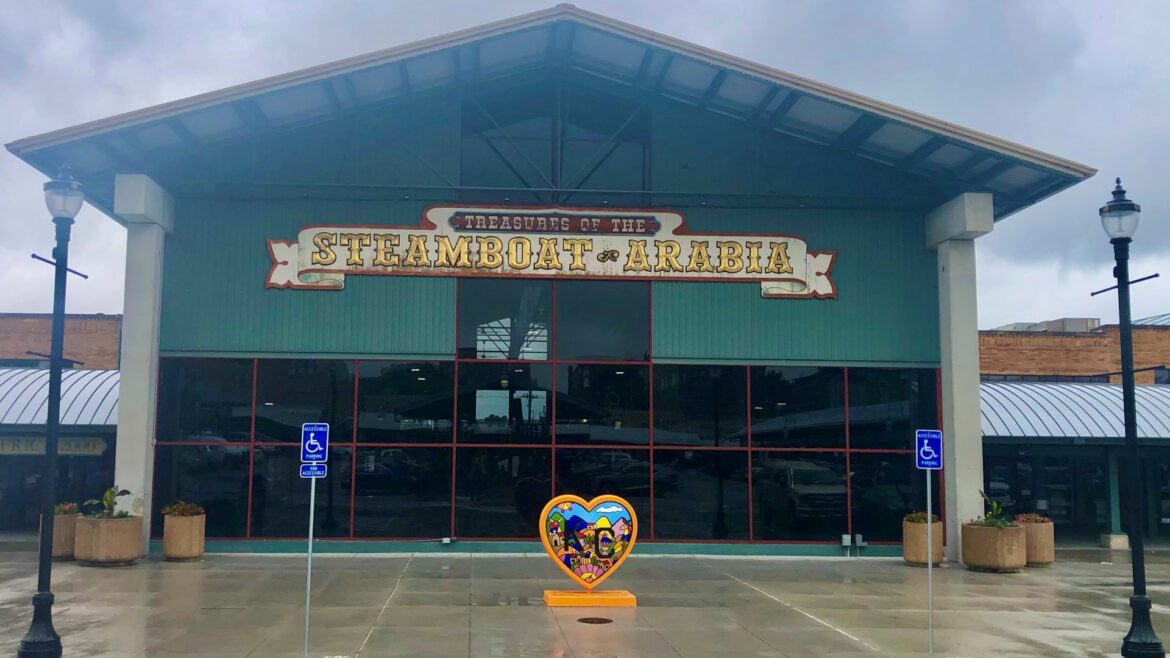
[1099,177,1141,241]
[43,166,84,220]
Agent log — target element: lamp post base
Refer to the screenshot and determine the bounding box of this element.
[17,592,62,658]
[1123,595,1165,658]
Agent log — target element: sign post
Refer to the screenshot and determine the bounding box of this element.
[915,429,942,656]
[299,423,329,658]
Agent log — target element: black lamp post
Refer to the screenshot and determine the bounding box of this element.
[18,167,84,658]
[1101,178,1164,658]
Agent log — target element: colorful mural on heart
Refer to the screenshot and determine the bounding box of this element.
[540,494,637,591]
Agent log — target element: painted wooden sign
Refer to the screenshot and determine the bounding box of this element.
[267,206,836,299]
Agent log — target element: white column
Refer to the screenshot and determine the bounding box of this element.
[113,175,173,541]
[926,193,993,562]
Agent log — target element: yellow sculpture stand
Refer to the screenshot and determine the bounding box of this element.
[539,494,638,608]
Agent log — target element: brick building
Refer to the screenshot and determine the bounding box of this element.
[0,313,122,370]
[980,314,1170,385]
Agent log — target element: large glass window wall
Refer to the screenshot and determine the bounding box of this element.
[153,280,939,544]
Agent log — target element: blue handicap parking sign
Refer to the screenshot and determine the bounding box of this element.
[915,430,942,470]
[300,463,327,479]
[301,423,329,463]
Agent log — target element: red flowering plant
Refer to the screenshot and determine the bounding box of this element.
[1015,512,1051,524]
[54,502,80,515]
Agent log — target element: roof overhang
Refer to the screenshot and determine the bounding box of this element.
[6,4,1095,222]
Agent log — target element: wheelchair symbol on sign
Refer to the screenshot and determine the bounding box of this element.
[919,440,938,462]
[304,434,323,454]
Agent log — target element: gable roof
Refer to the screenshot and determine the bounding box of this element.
[6,4,1094,221]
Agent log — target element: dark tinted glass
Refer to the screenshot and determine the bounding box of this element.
[250,446,352,538]
[653,366,747,447]
[554,449,651,525]
[555,365,650,446]
[458,279,551,360]
[454,447,551,537]
[850,452,938,542]
[156,358,253,442]
[152,445,249,538]
[652,450,749,540]
[461,82,553,201]
[847,369,937,449]
[352,447,452,538]
[751,452,847,541]
[555,281,649,361]
[457,363,552,444]
[254,360,355,443]
[357,362,454,443]
[750,367,845,448]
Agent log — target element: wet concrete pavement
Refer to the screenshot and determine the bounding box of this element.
[2,548,1169,657]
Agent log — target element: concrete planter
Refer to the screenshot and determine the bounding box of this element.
[902,520,943,567]
[52,513,80,560]
[163,514,206,561]
[961,523,1025,573]
[1022,521,1055,567]
[74,516,143,566]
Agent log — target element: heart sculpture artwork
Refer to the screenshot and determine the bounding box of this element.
[539,494,637,594]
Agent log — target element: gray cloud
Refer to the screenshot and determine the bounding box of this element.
[1,0,1166,326]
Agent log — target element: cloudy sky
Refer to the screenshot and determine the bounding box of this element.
[1,0,1166,327]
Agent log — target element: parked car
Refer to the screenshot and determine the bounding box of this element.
[754,459,846,530]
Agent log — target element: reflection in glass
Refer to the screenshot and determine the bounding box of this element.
[254,360,355,443]
[652,450,749,540]
[458,279,551,360]
[850,452,937,542]
[455,447,551,537]
[751,452,846,541]
[152,445,249,537]
[457,363,552,444]
[555,449,653,525]
[250,446,352,538]
[156,358,253,442]
[653,366,747,447]
[555,281,649,361]
[847,369,937,449]
[750,367,845,448]
[555,365,649,446]
[357,362,453,443]
[352,447,452,537]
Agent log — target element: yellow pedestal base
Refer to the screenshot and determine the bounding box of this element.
[543,589,637,607]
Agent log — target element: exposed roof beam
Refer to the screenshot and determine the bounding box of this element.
[322,80,343,113]
[93,137,141,171]
[633,48,654,85]
[338,75,359,106]
[969,159,1014,186]
[767,90,802,127]
[233,99,271,132]
[831,114,884,150]
[650,53,674,91]
[399,63,413,94]
[952,152,990,178]
[748,87,781,123]
[699,70,727,108]
[897,136,947,170]
[165,119,201,148]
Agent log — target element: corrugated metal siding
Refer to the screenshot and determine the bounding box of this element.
[0,368,118,426]
[160,198,455,357]
[980,382,1170,440]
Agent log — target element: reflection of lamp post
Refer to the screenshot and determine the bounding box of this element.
[19,167,85,658]
[711,369,727,539]
[1100,179,1164,658]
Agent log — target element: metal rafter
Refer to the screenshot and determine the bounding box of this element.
[897,136,947,170]
[699,71,727,108]
[831,114,884,150]
[470,96,555,188]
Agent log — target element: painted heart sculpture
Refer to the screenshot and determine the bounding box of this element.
[540,494,637,591]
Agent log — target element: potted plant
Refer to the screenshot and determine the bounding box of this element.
[1016,512,1055,567]
[75,487,143,566]
[902,511,943,567]
[961,492,1025,573]
[161,500,206,561]
[52,502,81,560]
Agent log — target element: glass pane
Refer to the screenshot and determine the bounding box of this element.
[751,452,847,541]
[357,362,454,443]
[750,367,845,448]
[652,450,749,540]
[461,82,553,192]
[152,445,249,538]
[554,281,649,361]
[653,366,747,448]
[847,369,937,450]
[254,360,355,443]
[454,447,551,538]
[352,447,452,538]
[250,446,352,538]
[156,358,253,443]
[457,363,552,444]
[850,452,938,542]
[458,279,551,360]
[554,449,652,525]
[555,365,650,446]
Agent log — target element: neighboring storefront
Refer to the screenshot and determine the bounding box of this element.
[6,6,1094,553]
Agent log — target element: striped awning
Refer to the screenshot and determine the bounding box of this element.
[981,382,1170,441]
[0,368,119,426]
